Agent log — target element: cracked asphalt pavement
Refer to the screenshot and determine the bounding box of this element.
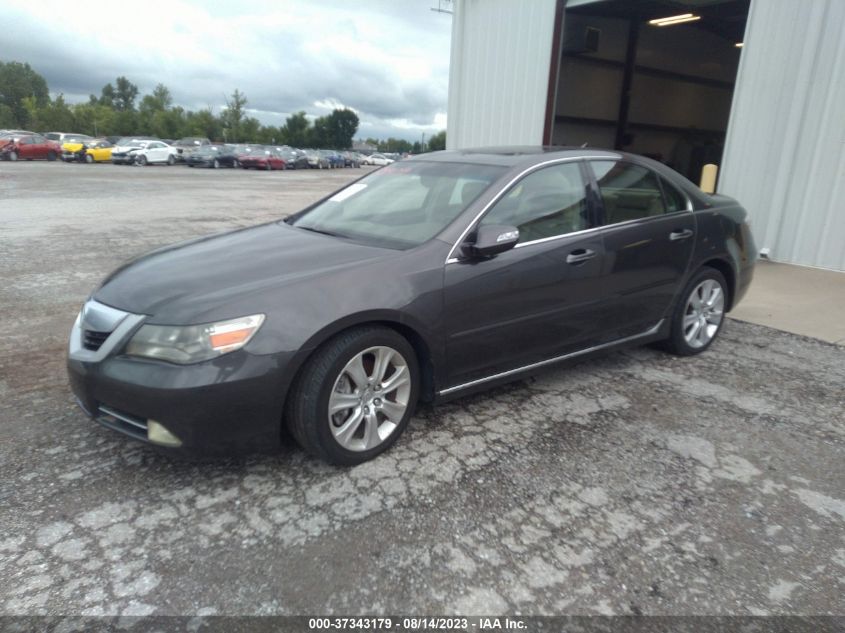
[1,162,843,617]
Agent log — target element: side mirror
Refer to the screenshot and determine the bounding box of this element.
[461,225,520,259]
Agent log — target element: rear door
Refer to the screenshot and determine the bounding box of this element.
[586,159,695,338]
[444,160,607,385]
[147,142,166,162]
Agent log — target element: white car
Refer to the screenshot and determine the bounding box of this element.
[132,141,178,166]
[364,152,394,166]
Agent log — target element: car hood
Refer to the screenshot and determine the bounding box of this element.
[94,222,397,323]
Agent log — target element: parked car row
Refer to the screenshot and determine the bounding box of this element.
[1,131,392,172]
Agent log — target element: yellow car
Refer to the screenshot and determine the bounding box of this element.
[61,139,114,163]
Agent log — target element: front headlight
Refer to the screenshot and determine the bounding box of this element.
[125,314,265,364]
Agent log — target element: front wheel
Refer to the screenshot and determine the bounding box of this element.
[8,151,18,161]
[47,151,57,161]
[85,153,94,164]
[286,326,419,465]
[137,155,148,166]
[167,155,175,166]
[662,267,728,356]
[213,159,220,169]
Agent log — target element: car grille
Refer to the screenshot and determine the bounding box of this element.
[83,329,110,351]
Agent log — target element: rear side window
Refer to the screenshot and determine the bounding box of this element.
[591,160,666,225]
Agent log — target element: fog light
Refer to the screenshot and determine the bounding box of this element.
[147,420,182,447]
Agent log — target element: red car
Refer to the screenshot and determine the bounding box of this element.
[238,147,287,171]
[1,134,63,161]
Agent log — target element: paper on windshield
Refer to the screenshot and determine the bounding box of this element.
[329,183,367,202]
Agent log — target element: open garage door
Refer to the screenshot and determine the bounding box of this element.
[551,0,748,183]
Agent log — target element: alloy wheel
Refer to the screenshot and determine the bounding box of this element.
[683,279,725,349]
[328,346,411,452]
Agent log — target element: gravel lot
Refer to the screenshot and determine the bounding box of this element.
[1,162,843,617]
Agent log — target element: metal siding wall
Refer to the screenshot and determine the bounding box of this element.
[720,0,845,271]
[447,0,557,149]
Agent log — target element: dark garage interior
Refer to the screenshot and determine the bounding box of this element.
[553,0,749,182]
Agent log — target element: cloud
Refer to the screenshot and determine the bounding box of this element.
[0,0,451,140]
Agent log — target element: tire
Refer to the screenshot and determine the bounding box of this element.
[286,326,420,465]
[661,267,728,356]
[232,159,239,168]
[213,159,220,169]
[85,153,94,164]
[167,155,175,166]
[138,155,148,166]
[47,151,57,161]
[8,151,17,162]
[265,162,272,171]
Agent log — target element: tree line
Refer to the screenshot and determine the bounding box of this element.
[0,60,449,150]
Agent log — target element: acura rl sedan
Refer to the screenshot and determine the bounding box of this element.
[68,147,756,464]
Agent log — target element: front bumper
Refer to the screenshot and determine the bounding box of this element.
[67,301,288,455]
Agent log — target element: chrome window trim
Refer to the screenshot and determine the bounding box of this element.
[445,155,602,264]
[595,208,694,232]
[513,225,602,249]
[438,319,664,396]
[445,154,694,264]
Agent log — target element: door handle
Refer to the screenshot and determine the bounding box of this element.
[566,248,596,264]
[669,229,694,241]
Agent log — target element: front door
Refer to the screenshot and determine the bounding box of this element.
[444,160,606,386]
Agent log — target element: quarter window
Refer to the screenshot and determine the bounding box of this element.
[661,178,689,212]
[479,162,589,243]
[591,161,666,225]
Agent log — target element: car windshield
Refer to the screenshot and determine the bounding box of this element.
[289,161,504,249]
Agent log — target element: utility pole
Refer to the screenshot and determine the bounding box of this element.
[421,132,426,153]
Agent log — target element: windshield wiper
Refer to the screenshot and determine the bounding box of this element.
[295,225,345,238]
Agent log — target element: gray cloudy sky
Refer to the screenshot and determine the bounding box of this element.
[0,0,452,141]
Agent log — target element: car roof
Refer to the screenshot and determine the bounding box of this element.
[410,146,625,167]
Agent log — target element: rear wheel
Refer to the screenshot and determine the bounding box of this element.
[662,267,727,356]
[8,151,17,161]
[286,326,419,465]
[213,158,220,169]
[167,155,175,166]
[232,159,239,168]
[265,161,272,171]
[138,155,148,166]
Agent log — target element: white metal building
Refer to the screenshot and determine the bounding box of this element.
[447,0,845,271]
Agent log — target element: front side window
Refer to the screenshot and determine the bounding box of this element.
[591,160,666,225]
[479,162,589,244]
[290,161,504,249]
